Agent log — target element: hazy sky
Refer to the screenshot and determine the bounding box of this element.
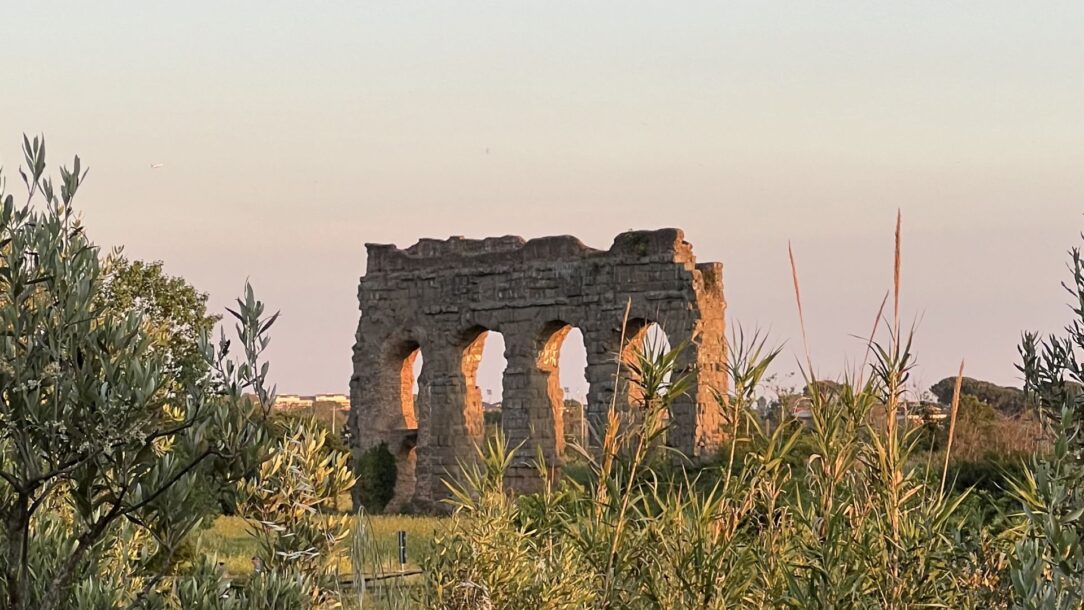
[2,2,1081,399]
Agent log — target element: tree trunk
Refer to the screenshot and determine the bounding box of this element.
[4,493,29,610]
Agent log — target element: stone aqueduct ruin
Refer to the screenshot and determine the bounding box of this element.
[349,229,726,511]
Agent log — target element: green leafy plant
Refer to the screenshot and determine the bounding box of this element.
[96,256,220,398]
[240,419,354,572]
[0,136,277,610]
[237,419,355,606]
[1008,241,1084,609]
[357,442,398,513]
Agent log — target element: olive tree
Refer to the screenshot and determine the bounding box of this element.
[0,136,277,610]
[238,420,354,606]
[1012,243,1084,608]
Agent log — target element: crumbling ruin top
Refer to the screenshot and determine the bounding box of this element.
[364,228,695,273]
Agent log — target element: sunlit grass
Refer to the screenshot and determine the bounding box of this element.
[194,513,447,579]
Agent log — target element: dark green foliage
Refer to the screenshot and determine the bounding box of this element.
[96,257,219,397]
[357,443,398,513]
[944,455,1029,496]
[559,459,593,488]
[930,376,1028,414]
[715,418,815,477]
[1009,239,1084,606]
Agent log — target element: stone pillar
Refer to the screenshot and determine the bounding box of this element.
[413,335,485,511]
[581,323,622,448]
[500,324,564,491]
[386,442,417,512]
[660,263,727,461]
[690,262,728,459]
[349,333,420,510]
[580,309,726,461]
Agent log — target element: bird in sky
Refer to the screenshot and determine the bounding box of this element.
[150,163,164,169]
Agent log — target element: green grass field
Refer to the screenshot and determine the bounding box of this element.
[194,513,447,580]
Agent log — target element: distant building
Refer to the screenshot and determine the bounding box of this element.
[313,394,351,411]
[252,393,350,412]
[773,394,947,429]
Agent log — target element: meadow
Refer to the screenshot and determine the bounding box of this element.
[196,514,445,580]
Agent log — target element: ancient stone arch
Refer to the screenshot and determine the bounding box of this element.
[349,229,726,511]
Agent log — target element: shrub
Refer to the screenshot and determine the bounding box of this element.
[947,455,1030,497]
[1009,242,1084,608]
[237,421,354,606]
[357,442,398,513]
[948,396,1047,462]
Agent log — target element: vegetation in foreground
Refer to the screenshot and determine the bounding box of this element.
[2,138,1084,608]
[0,139,370,609]
[418,227,1084,609]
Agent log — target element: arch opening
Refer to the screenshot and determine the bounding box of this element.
[621,320,674,405]
[641,322,673,390]
[554,326,589,454]
[530,322,589,461]
[386,341,422,511]
[401,346,422,430]
[462,328,506,444]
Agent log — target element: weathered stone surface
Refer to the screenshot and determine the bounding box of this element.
[349,229,726,512]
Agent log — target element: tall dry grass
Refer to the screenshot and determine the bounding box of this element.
[418,214,1012,609]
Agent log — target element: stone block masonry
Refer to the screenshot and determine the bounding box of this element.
[349,229,726,512]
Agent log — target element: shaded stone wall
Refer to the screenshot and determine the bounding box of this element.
[349,229,726,511]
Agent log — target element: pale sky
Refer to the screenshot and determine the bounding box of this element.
[1,2,1081,399]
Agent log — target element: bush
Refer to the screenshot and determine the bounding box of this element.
[357,442,398,513]
[945,455,1030,497]
[1010,243,1084,607]
[237,420,354,607]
